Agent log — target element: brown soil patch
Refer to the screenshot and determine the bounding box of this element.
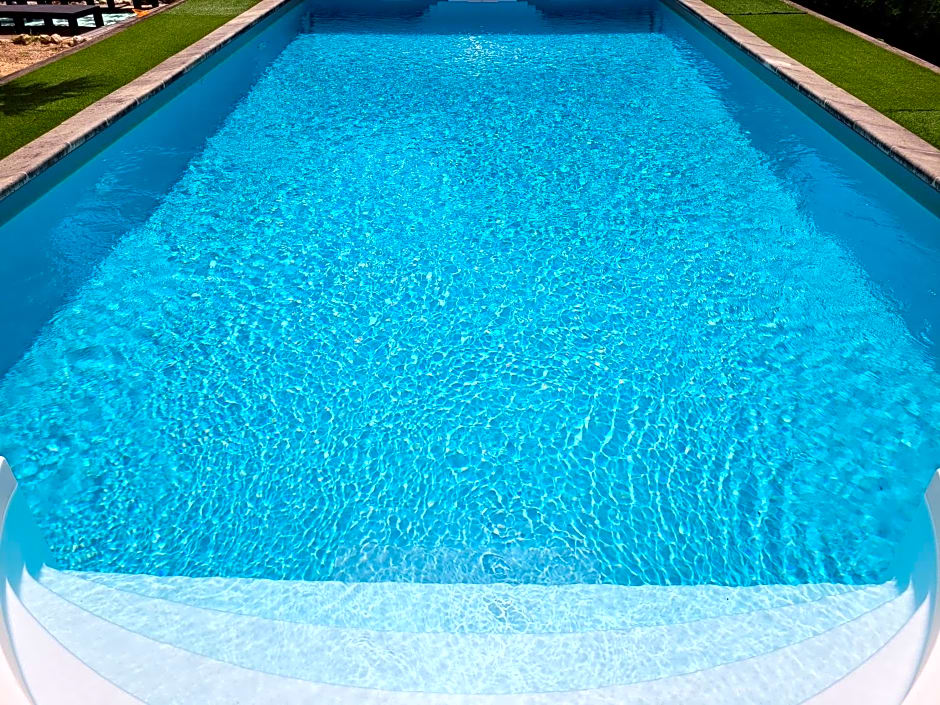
[0,38,70,79]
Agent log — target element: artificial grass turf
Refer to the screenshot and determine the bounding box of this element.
[706,0,802,14]
[703,0,940,148]
[0,0,261,160]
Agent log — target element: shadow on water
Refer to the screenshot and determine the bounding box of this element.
[0,2,304,376]
[301,0,663,33]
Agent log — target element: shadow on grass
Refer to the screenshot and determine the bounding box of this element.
[0,75,103,116]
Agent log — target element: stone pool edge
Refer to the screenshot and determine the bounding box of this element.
[0,0,295,201]
[667,0,940,193]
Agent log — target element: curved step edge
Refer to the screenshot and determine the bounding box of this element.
[5,576,142,705]
[803,594,929,705]
[35,566,904,694]
[65,568,872,634]
[0,459,31,705]
[16,568,920,705]
[899,469,940,705]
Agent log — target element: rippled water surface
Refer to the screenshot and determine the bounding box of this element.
[1,1,938,585]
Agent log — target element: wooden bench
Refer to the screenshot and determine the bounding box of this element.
[0,3,103,32]
[2,0,96,4]
[2,0,117,13]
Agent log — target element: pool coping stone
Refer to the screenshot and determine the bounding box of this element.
[0,0,295,201]
[669,0,940,192]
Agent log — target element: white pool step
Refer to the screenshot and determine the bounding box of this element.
[33,568,903,693]
[3,582,141,705]
[68,569,868,633]
[11,568,919,704]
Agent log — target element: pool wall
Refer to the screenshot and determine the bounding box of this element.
[0,459,76,705]
[0,0,304,377]
[0,2,304,699]
[665,0,939,193]
[0,0,301,203]
[800,470,940,704]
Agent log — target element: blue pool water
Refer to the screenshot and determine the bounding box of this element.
[0,0,938,586]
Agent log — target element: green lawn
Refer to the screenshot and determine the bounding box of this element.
[706,0,802,14]
[704,0,940,147]
[0,0,261,159]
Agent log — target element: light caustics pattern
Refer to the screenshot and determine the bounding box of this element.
[1,4,938,587]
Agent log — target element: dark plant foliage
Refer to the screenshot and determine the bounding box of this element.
[798,0,940,63]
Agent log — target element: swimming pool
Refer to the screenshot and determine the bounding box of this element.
[2,1,940,701]
[2,0,939,594]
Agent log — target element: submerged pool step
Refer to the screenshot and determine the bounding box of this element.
[14,569,917,704]
[33,568,902,694]
[67,569,869,633]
